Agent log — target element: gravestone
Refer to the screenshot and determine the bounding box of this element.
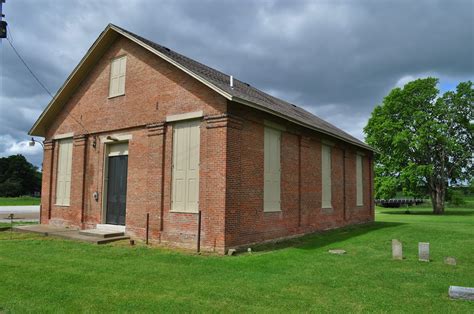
[392,239,403,260]
[444,257,457,266]
[418,242,430,262]
[449,286,474,300]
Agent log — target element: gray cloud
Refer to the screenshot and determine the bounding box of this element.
[1,0,473,167]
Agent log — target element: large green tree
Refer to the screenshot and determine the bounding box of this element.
[0,154,41,197]
[364,78,473,214]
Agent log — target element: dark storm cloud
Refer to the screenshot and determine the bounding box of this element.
[1,0,473,167]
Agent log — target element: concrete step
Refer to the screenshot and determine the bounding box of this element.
[96,235,130,245]
[52,231,129,244]
[12,224,130,245]
[79,229,125,238]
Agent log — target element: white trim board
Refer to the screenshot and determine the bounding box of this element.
[53,132,74,140]
[166,111,203,122]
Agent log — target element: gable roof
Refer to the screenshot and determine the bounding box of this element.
[30,24,373,151]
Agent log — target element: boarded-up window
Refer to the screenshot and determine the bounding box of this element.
[321,144,332,208]
[171,120,200,213]
[264,126,281,212]
[109,56,127,97]
[56,138,73,206]
[356,154,364,206]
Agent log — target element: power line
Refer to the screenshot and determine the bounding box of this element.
[5,32,91,134]
[6,36,53,98]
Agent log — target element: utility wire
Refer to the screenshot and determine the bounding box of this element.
[6,36,53,98]
[5,33,91,134]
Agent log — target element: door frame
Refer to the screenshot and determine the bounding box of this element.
[101,135,131,225]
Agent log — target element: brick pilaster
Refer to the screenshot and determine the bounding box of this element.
[146,122,166,238]
[71,134,87,227]
[40,140,55,224]
[203,114,242,253]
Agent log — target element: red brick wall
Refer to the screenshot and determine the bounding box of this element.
[225,104,374,249]
[40,35,373,253]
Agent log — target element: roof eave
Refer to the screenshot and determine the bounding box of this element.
[232,96,375,152]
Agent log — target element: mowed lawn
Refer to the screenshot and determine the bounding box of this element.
[0,196,40,206]
[0,199,473,312]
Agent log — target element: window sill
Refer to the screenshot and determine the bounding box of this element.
[54,204,70,207]
[169,210,199,214]
[264,209,282,213]
[108,93,125,99]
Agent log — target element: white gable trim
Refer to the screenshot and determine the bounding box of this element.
[29,24,232,137]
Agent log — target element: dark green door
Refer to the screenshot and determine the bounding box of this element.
[106,155,128,225]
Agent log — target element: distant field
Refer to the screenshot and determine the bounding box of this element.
[0,197,40,206]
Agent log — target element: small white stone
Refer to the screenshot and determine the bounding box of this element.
[449,286,474,300]
[418,242,430,262]
[392,239,403,260]
[328,249,346,255]
[247,248,252,253]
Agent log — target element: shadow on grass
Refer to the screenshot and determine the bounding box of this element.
[250,221,403,253]
[380,209,474,216]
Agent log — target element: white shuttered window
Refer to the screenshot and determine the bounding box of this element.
[356,154,364,206]
[171,120,200,213]
[56,138,73,206]
[321,144,332,209]
[109,56,127,97]
[264,127,281,212]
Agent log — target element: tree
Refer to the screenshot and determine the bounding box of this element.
[364,78,473,214]
[0,154,42,197]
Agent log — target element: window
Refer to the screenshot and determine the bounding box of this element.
[171,120,201,213]
[109,56,127,97]
[264,126,281,212]
[321,144,332,208]
[356,154,364,206]
[56,138,73,206]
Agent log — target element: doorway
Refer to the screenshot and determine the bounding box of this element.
[104,143,128,225]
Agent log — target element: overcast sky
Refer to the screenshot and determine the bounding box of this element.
[0,0,473,167]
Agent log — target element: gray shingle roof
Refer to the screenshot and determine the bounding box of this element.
[115,25,372,151]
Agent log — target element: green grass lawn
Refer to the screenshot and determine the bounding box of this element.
[0,196,40,206]
[0,199,472,312]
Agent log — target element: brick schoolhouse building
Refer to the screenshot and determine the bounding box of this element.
[29,24,375,253]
